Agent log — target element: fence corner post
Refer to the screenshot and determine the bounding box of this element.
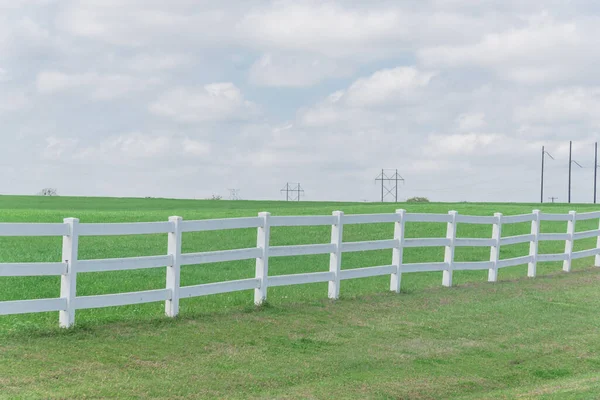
[390,209,406,293]
[328,211,344,299]
[59,217,79,328]
[254,212,271,305]
[488,212,502,282]
[528,209,541,278]
[443,210,457,287]
[165,216,183,318]
[563,210,576,272]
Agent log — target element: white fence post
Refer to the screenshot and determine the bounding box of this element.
[563,211,576,272]
[165,216,182,317]
[488,212,502,282]
[59,218,79,328]
[328,211,344,299]
[443,211,457,287]
[390,209,406,293]
[596,216,600,267]
[528,209,541,277]
[254,212,271,305]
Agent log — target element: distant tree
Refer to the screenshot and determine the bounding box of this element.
[38,188,58,196]
[406,196,429,203]
[209,194,223,200]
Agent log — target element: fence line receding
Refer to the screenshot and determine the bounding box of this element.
[1,209,599,328]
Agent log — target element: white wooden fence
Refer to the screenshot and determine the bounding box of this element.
[1,209,600,328]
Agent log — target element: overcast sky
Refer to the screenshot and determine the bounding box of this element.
[1,0,599,203]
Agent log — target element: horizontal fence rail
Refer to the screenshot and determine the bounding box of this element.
[0,223,69,237]
[77,255,172,273]
[1,208,600,328]
[0,262,67,277]
[180,248,261,266]
[502,214,535,224]
[79,222,174,236]
[500,234,535,246]
[269,215,336,227]
[269,271,334,287]
[180,217,263,232]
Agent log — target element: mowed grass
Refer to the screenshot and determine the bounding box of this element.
[1,196,600,398]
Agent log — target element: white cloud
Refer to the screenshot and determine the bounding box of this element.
[427,132,503,155]
[236,1,503,59]
[238,2,404,58]
[43,136,78,160]
[517,87,600,125]
[36,71,160,100]
[0,68,9,82]
[419,13,600,84]
[249,53,351,87]
[0,89,29,112]
[344,67,436,108]
[76,132,173,162]
[300,66,435,126]
[150,83,258,123]
[456,113,486,131]
[183,138,211,156]
[126,53,190,72]
[55,1,497,63]
[56,1,233,48]
[110,133,171,158]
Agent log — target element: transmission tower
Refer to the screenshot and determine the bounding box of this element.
[375,169,405,202]
[280,183,304,201]
[228,189,241,200]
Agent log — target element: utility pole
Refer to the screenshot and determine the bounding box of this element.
[375,169,405,202]
[380,168,384,203]
[540,146,554,203]
[282,183,289,201]
[549,196,558,203]
[568,141,572,204]
[595,142,598,204]
[280,183,304,201]
[395,168,399,202]
[568,141,583,204]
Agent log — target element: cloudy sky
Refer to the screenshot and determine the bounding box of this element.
[1,0,599,203]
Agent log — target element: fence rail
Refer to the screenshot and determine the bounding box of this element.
[1,208,600,328]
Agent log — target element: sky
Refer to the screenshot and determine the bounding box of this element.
[1,0,599,203]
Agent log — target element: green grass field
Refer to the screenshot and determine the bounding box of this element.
[1,196,600,399]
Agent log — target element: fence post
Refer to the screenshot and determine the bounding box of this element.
[165,216,182,317]
[328,211,344,299]
[443,211,457,287]
[390,209,406,293]
[596,216,600,267]
[563,211,576,272]
[254,212,271,305]
[488,212,502,282]
[59,218,79,328]
[528,210,541,277]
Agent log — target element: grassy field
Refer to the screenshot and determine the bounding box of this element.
[1,196,600,398]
